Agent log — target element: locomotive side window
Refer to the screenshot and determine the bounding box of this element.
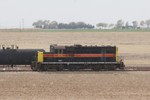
[56,49,63,54]
[50,47,54,53]
[57,49,60,54]
[61,50,63,54]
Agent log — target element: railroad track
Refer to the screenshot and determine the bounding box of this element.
[0,67,150,72]
[125,67,150,71]
[0,66,32,72]
[0,66,150,72]
[0,70,32,72]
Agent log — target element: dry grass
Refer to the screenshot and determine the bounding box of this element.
[0,32,150,66]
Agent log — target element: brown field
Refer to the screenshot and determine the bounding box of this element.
[0,72,150,100]
[0,32,150,100]
[0,32,150,66]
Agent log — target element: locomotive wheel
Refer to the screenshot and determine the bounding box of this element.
[103,65,109,71]
[111,65,116,71]
[31,61,38,71]
[68,66,73,71]
[31,66,37,71]
[40,65,48,71]
[68,65,79,71]
[56,65,64,71]
[36,63,42,72]
[73,65,80,71]
[92,66,100,71]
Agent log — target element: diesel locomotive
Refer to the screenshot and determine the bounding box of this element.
[31,44,125,71]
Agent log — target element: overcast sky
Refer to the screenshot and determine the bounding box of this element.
[0,0,150,28]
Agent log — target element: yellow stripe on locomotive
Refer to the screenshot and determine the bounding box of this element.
[116,47,119,62]
[38,51,44,63]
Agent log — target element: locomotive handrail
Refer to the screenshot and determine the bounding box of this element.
[41,62,119,65]
[0,45,19,50]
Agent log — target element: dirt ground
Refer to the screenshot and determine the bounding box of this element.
[0,32,150,100]
[0,72,150,100]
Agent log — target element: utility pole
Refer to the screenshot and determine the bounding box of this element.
[19,22,22,32]
[22,19,24,30]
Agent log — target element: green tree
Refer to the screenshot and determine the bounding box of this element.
[132,21,138,29]
[116,19,124,29]
[43,20,50,29]
[140,21,145,28]
[32,20,44,28]
[49,21,58,29]
[108,24,114,28]
[125,22,129,29]
[97,23,107,29]
[76,22,86,29]
[145,19,150,28]
[69,22,77,29]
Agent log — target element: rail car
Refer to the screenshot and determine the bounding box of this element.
[31,44,125,71]
[0,45,45,67]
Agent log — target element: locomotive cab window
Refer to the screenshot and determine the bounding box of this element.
[56,49,63,54]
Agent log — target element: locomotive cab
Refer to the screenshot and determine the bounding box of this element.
[50,44,65,54]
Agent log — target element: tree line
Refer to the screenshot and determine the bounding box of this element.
[32,19,150,29]
[32,20,94,29]
[97,19,150,29]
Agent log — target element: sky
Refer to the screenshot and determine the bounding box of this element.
[0,0,150,28]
